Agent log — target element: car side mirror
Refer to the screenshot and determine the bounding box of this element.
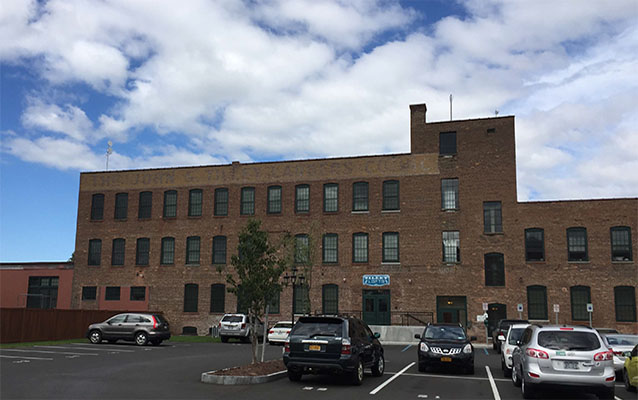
[470,336,477,341]
[498,335,505,341]
[414,334,421,339]
[373,332,380,339]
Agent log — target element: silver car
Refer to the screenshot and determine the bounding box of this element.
[218,313,264,343]
[601,334,638,373]
[511,325,615,399]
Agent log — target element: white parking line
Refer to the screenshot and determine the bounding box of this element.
[385,371,508,382]
[485,366,501,400]
[35,346,135,353]
[0,355,53,360]
[1,349,98,356]
[370,362,415,395]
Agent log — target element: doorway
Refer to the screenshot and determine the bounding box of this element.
[362,290,391,325]
[436,296,467,328]
[487,303,507,337]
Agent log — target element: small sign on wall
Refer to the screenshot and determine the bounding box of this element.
[362,274,390,287]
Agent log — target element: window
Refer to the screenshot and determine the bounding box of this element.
[210,284,225,313]
[442,231,460,263]
[91,194,104,220]
[293,285,309,314]
[188,189,203,217]
[267,292,280,314]
[212,236,227,264]
[322,284,338,315]
[26,276,58,309]
[323,183,338,212]
[567,227,588,261]
[130,286,146,301]
[295,234,309,264]
[240,187,255,215]
[614,286,637,322]
[82,286,97,300]
[611,226,632,261]
[295,184,310,213]
[183,284,198,312]
[88,239,102,266]
[382,232,399,262]
[236,286,248,314]
[322,234,338,264]
[352,182,368,211]
[214,188,228,216]
[382,180,399,210]
[439,131,457,155]
[484,253,505,286]
[186,236,200,264]
[441,179,459,210]
[163,190,177,218]
[527,285,547,320]
[353,233,368,263]
[114,193,128,220]
[525,228,545,261]
[160,237,175,265]
[136,238,150,266]
[570,286,591,321]
[138,191,152,219]
[105,286,120,301]
[267,186,282,214]
[483,202,502,233]
[111,238,125,266]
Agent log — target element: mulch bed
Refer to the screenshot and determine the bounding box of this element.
[211,359,286,376]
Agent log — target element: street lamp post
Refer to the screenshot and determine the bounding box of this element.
[283,267,305,327]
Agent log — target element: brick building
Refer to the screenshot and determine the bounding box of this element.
[70,104,637,338]
[1,262,74,309]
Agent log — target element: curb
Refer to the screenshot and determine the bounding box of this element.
[201,369,287,385]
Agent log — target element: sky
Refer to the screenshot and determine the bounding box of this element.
[1,0,637,262]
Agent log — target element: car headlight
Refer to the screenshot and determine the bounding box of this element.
[420,342,429,352]
[463,344,472,354]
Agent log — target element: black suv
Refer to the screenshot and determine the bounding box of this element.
[87,313,170,346]
[415,323,476,374]
[283,316,384,385]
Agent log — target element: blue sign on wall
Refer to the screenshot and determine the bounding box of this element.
[362,274,390,287]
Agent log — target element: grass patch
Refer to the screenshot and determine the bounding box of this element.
[0,338,86,348]
[168,335,221,343]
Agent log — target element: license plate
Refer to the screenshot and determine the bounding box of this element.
[564,361,579,369]
[308,345,321,351]
[441,357,452,362]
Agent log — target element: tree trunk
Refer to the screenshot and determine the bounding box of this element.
[250,312,257,364]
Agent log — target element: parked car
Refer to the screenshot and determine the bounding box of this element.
[492,319,529,353]
[267,321,292,345]
[86,313,170,346]
[511,325,615,399]
[218,313,264,343]
[283,315,384,385]
[601,334,638,374]
[595,328,619,335]
[415,323,476,374]
[500,323,530,377]
[623,344,638,392]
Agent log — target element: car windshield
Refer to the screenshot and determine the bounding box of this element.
[292,321,343,337]
[222,315,243,322]
[424,326,466,340]
[152,314,166,324]
[605,335,638,346]
[274,323,292,329]
[538,331,600,351]
[508,328,525,344]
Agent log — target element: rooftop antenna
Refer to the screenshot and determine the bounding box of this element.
[494,109,499,117]
[106,140,113,170]
[449,94,453,121]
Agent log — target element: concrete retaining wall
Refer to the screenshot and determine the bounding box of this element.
[370,325,424,345]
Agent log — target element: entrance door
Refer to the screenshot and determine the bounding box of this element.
[436,296,468,328]
[362,290,391,325]
[487,303,507,337]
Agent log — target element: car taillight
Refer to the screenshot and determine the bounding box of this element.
[506,348,511,355]
[528,372,540,378]
[341,338,351,355]
[594,350,613,361]
[241,323,246,329]
[609,348,623,356]
[269,330,274,334]
[525,348,549,359]
[559,327,574,331]
[605,376,615,382]
[284,340,290,353]
[286,330,290,334]
[151,316,158,329]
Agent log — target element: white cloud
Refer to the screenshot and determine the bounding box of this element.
[21,101,94,142]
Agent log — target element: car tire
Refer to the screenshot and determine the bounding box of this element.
[521,376,536,399]
[150,339,162,346]
[502,358,511,377]
[220,336,228,343]
[511,364,521,387]
[134,331,148,346]
[351,359,364,385]
[288,369,302,382]
[371,353,385,377]
[625,368,636,392]
[597,387,614,399]
[88,330,102,344]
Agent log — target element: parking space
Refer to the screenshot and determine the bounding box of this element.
[1,342,634,399]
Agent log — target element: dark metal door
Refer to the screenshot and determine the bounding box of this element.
[487,303,507,337]
[362,290,391,325]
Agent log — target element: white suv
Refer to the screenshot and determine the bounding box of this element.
[218,313,264,343]
[500,323,529,377]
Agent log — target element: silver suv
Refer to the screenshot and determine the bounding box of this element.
[218,313,264,343]
[87,313,170,346]
[511,325,615,399]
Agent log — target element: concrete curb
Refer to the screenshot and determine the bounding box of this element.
[201,369,287,385]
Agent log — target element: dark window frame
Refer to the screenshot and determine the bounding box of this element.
[525,228,545,261]
[186,236,201,265]
[91,193,104,220]
[294,234,310,265]
[210,283,225,313]
[267,185,282,214]
[212,236,227,265]
[614,286,637,322]
[130,286,146,301]
[295,184,310,213]
[352,182,369,212]
[163,190,177,218]
[441,178,459,210]
[322,233,338,264]
[188,189,203,217]
[111,238,125,266]
[183,283,199,312]
[483,201,503,233]
[82,286,97,300]
[442,231,460,263]
[323,183,339,212]
[567,227,588,261]
[114,193,128,220]
[382,180,400,211]
[439,131,457,155]
[160,237,175,265]
[610,226,632,261]
[214,188,229,216]
[352,233,368,263]
[570,285,591,321]
[382,232,399,263]
[138,191,152,219]
[88,239,102,266]
[527,285,548,320]
[136,238,150,266]
[105,286,120,301]
[240,187,255,216]
[26,276,59,309]
[293,284,309,314]
[484,252,505,286]
[322,284,339,315]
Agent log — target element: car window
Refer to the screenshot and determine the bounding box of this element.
[108,315,126,324]
[274,323,292,329]
[152,314,166,324]
[425,326,466,340]
[508,328,525,344]
[125,315,139,323]
[605,335,638,346]
[520,328,532,345]
[222,315,243,322]
[538,331,600,351]
[292,320,343,337]
[632,345,638,357]
[139,316,151,323]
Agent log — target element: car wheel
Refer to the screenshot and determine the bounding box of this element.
[88,330,102,344]
[625,368,637,392]
[511,364,521,387]
[598,386,614,399]
[288,369,302,382]
[150,339,162,346]
[134,331,148,346]
[521,376,536,399]
[371,353,385,377]
[351,359,364,385]
[220,336,228,343]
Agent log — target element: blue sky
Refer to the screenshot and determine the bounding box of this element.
[1,0,637,262]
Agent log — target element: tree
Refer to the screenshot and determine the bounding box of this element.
[224,219,291,364]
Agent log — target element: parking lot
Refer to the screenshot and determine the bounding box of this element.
[1,341,634,399]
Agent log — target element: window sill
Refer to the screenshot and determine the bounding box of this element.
[240,214,255,217]
[213,215,228,218]
[295,211,310,215]
[163,216,177,220]
[484,232,504,236]
[160,264,174,267]
[381,262,400,266]
[188,215,202,219]
[441,208,459,212]
[568,261,590,264]
[381,209,400,213]
[135,264,149,267]
[323,211,339,215]
[352,262,369,265]
[186,263,200,267]
[111,265,125,267]
[138,217,151,221]
[266,212,282,216]
[351,211,369,214]
[114,219,128,222]
[525,260,546,263]
[611,260,634,264]
[442,262,460,266]
[322,263,339,266]
[90,219,104,222]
